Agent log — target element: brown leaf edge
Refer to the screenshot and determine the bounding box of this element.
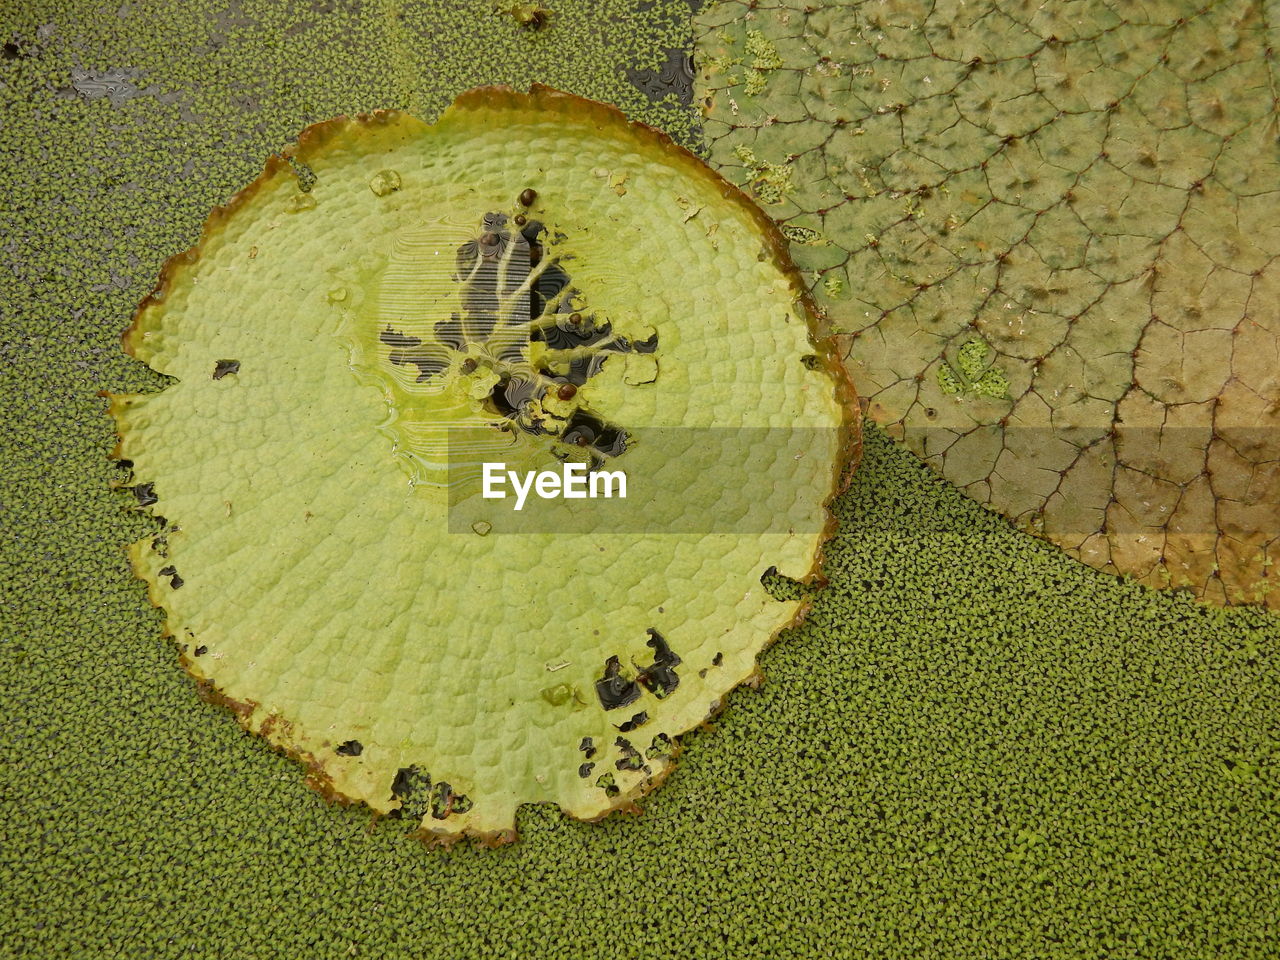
[104,84,862,847]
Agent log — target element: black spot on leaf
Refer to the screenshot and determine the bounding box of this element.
[391,766,419,799]
[615,711,649,732]
[647,733,673,759]
[636,628,681,698]
[595,772,619,798]
[615,736,644,771]
[596,655,641,710]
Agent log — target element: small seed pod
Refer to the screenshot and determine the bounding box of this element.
[519,188,537,207]
[568,312,582,325]
[557,383,577,401]
[460,358,478,374]
[514,214,527,226]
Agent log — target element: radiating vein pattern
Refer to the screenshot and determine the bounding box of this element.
[356,211,653,488]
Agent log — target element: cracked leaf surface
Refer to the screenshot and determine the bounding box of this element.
[109,86,857,842]
[695,0,1280,608]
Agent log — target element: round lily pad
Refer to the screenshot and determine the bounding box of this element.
[109,85,859,843]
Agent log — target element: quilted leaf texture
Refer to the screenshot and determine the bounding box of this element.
[696,0,1279,608]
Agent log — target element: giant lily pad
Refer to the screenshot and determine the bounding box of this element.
[696,0,1279,609]
[109,85,859,842]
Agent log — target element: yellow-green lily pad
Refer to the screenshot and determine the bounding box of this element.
[109,85,859,843]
